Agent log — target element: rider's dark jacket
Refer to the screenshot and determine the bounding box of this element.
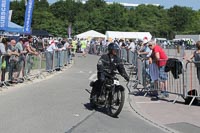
[97,53,129,81]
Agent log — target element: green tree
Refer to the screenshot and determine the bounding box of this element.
[50,0,82,23]
[168,6,194,33]
[183,10,200,34]
[10,0,26,26]
[134,5,170,37]
[34,0,49,11]
[8,0,200,37]
[84,0,106,12]
[101,3,129,31]
[73,21,90,35]
[32,11,65,36]
[127,8,137,30]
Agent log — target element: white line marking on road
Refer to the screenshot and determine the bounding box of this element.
[136,101,161,104]
[89,73,97,81]
[73,114,80,117]
[89,71,92,74]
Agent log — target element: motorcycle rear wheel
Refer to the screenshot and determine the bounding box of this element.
[107,90,125,117]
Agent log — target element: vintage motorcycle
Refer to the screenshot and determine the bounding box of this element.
[89,70,125,117]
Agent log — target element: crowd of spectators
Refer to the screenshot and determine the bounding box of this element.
[84,37,199,98]
[0,35,75,87]
[1,35,199,98]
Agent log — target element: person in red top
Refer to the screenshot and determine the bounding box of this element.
[151,43,168,67]
[148,39,168,97]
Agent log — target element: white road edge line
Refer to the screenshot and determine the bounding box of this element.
[89,73,97,81]
[136,101,161,104]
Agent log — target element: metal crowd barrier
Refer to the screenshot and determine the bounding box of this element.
[0,49,72,88]
[127,55,154,94]
[53,50,63,70]
[127,55,188,102]
[185,61,200,106]
[164,59,185,103]
[40,52,48,72]
[120,48,128,62]
[53,50,69,70]
[94,44,199,106]
[93,45,108,55]
[24,53,42,80]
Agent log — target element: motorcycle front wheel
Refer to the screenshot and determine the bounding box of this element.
[90,87,97,109]
[107,89,125,117]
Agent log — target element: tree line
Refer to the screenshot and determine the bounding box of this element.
[10,0,200,39]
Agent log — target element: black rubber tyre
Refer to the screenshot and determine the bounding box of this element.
[107,90,125,117]
[90,87,97,109]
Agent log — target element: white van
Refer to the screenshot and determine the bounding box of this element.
[155,38,170,48]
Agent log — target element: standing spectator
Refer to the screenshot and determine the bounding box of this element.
[162,41,167,49]
[55,39,64,70]
[71,38,77,57]
[24,35,38,74]
[81,39,87,57]
[119,39,127,62]
[7,39,20,83]
[102,40,109,54]
[76,39,81,53]
[64,39,73,64]
[15,38,27,79]
[24,35,38,55]
[188,41,200,84]
[0,38,7,87]
[138,38,151,58]
[127,39,136,66]
[138,38,151,79]
[148,39,168,97]
[89,39,95,54]
[45,40,58,72]
[37,37,44,52]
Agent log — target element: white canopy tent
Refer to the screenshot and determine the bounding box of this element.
[105,31,152,41]
[75,30,106,39]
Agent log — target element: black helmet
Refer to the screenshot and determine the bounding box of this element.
[108,43,120,54]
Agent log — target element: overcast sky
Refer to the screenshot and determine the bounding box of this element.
[48,0,200,10]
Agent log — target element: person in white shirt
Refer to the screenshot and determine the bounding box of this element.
[63,39,73,64]
[127,39,136,65]
[45,40,58,72]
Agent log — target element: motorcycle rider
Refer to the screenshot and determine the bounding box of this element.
[92,42,130,98]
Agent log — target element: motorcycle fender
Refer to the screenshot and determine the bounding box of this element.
[90,81,95,87]
[116,85,125,91]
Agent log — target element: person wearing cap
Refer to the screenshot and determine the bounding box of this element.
[138,38,151,58]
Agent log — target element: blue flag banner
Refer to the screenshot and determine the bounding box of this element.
[24,0,34,33]
[0,0,10,30]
